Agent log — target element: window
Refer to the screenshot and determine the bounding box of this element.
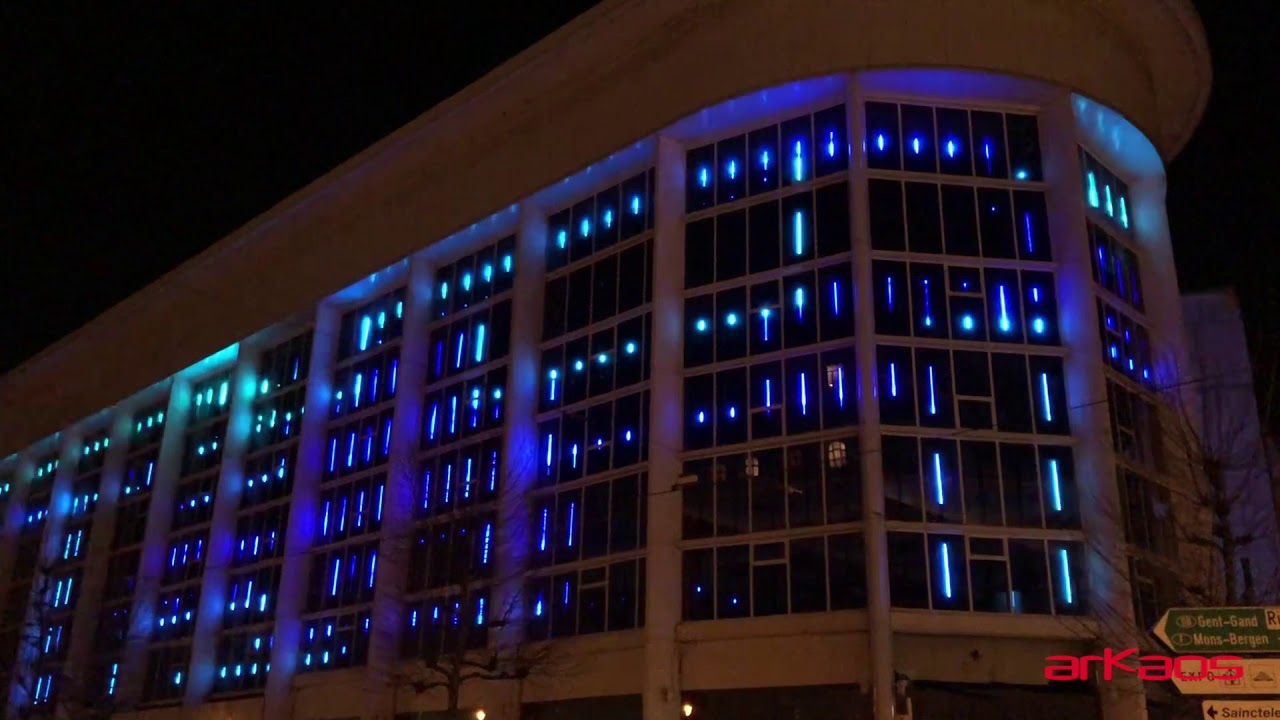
[213,632,273,694]
[866,103,1042,182]
[682,534,863,620]
[1080,149,1133,238]
[315,475,384,546]
[154,587,200,640]
[306,541,379,612]
[322,410,395,480]
[297,611,372,672]
[241,446,297,509]
[1098,300,1153,385]
[143,645,190,703]
[258,330,313,394]
[524,558,645,640]
[162,532,206,585]
[233,505,289,566]
[686,106,847,215]
[546,172,653,274]
[1089,222,1144,311]
[402,593,491,659]
[131,402,168,448]
[881,435,1077,530]
[434,236,517,319]
[337,288,406,362]
[225,565,282,628]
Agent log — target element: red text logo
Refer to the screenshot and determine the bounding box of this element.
[1045,649,1244,682]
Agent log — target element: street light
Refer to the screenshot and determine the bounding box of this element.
[475,710,486,720]
[682,702,694,717]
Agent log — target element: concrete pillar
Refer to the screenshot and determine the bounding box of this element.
[0,454,35,612]
[0,453,34,711]
[117,377,191,706]
[493,206,548,656]
[1041,94,1145,720]
[367,257,433,709]
[1129,175,1191,386]
[264,305,341,717]
[643,134,685,720]
[6,429,82,715]
[61,404,135,706]
[185,349,260,704]
[846,75,896,720]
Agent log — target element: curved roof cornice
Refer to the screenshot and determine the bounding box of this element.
[0,0,1211,458]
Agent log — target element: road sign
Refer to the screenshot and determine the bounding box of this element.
[1154,607,1280,654]
[1203,699,1280,719]
[1174,658,1280,695]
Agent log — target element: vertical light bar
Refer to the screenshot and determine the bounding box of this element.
[359,316,372,352]
[887,275,894,310]
[831,280,840,316]
[836,366,845,408]
[889,363,898,397]
[539,508,549,551]
[998,285,1011,332]
[792,140,804,182]
[940,542,953,599]
[1119,197,1130,229]
[794,287,805,321]
[566,502,576,547]
[1087,172,1099,208]
[454,332,465,370]
[933,452,945,505]
[927,366,937,415]
[1023,211,1034,254]
[760,307,771,342]
[1048,459,1063,512]
[1104,185,1114,217]
[474,324,486,364]
[1039,372,1053,422]
[1059,547,1074,604]
[799,372,808,415]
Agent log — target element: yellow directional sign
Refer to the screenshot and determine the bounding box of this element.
[1174,658,1280,695]
[1202,699,1280,719]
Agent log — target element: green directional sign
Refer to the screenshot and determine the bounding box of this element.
[1154,607,1280,654]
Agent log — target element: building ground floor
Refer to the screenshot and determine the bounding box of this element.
[110,611,1153,720]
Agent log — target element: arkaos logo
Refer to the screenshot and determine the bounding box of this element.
[1045,649,1245,681]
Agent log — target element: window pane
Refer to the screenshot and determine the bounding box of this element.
[1009,539,1051,614]
[582,481,609,559]
[991,354,1032,433]
[929,533,969,611]
[715,454,750,537]
[716,210,747,282]
[607,560,638,631]
[887,532,928,609]
[748,199,781,275]
[683,549,714,621]
[790,537,827,614]
[824,438,861,523]
[828,533,867,609]
[785,443,823,528]
[961,441,1003,526]
[682,459,714,540]
[750,448,785,532]
[753,560,788,617]
[869,180,905,251]
[1001,444,1042,528]
[609,474,640,554]
[904,182,942,254]
[882,435,922,522]
[716,545,750,619]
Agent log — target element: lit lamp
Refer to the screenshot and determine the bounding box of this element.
[682,702,694,717]
[475,710,486,720]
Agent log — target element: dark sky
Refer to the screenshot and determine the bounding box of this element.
[3,3,1278,413]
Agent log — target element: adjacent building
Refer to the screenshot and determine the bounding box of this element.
[0,1,1212,719]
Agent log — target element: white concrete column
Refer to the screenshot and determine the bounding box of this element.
[6,429,82,715]
[117,378,191,706]
[1129,175,1191,387]
[61,404,135,702]
[0,454,35,710]
[1041,94,1145,720]
[846,75,896,720]
[494,206,548,656]
[643,135,685,720]
[367,257,434,708]
[0,454,35,609]
[264,305,340,717]
[185,349,260,704]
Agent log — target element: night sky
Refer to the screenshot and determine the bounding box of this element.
[4,3,1278,421]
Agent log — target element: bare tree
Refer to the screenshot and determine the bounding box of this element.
[1063,350,1280,720]
[380,455,566,719]
[0,565,118,720]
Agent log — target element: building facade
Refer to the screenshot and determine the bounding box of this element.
[0,2,1211,719]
